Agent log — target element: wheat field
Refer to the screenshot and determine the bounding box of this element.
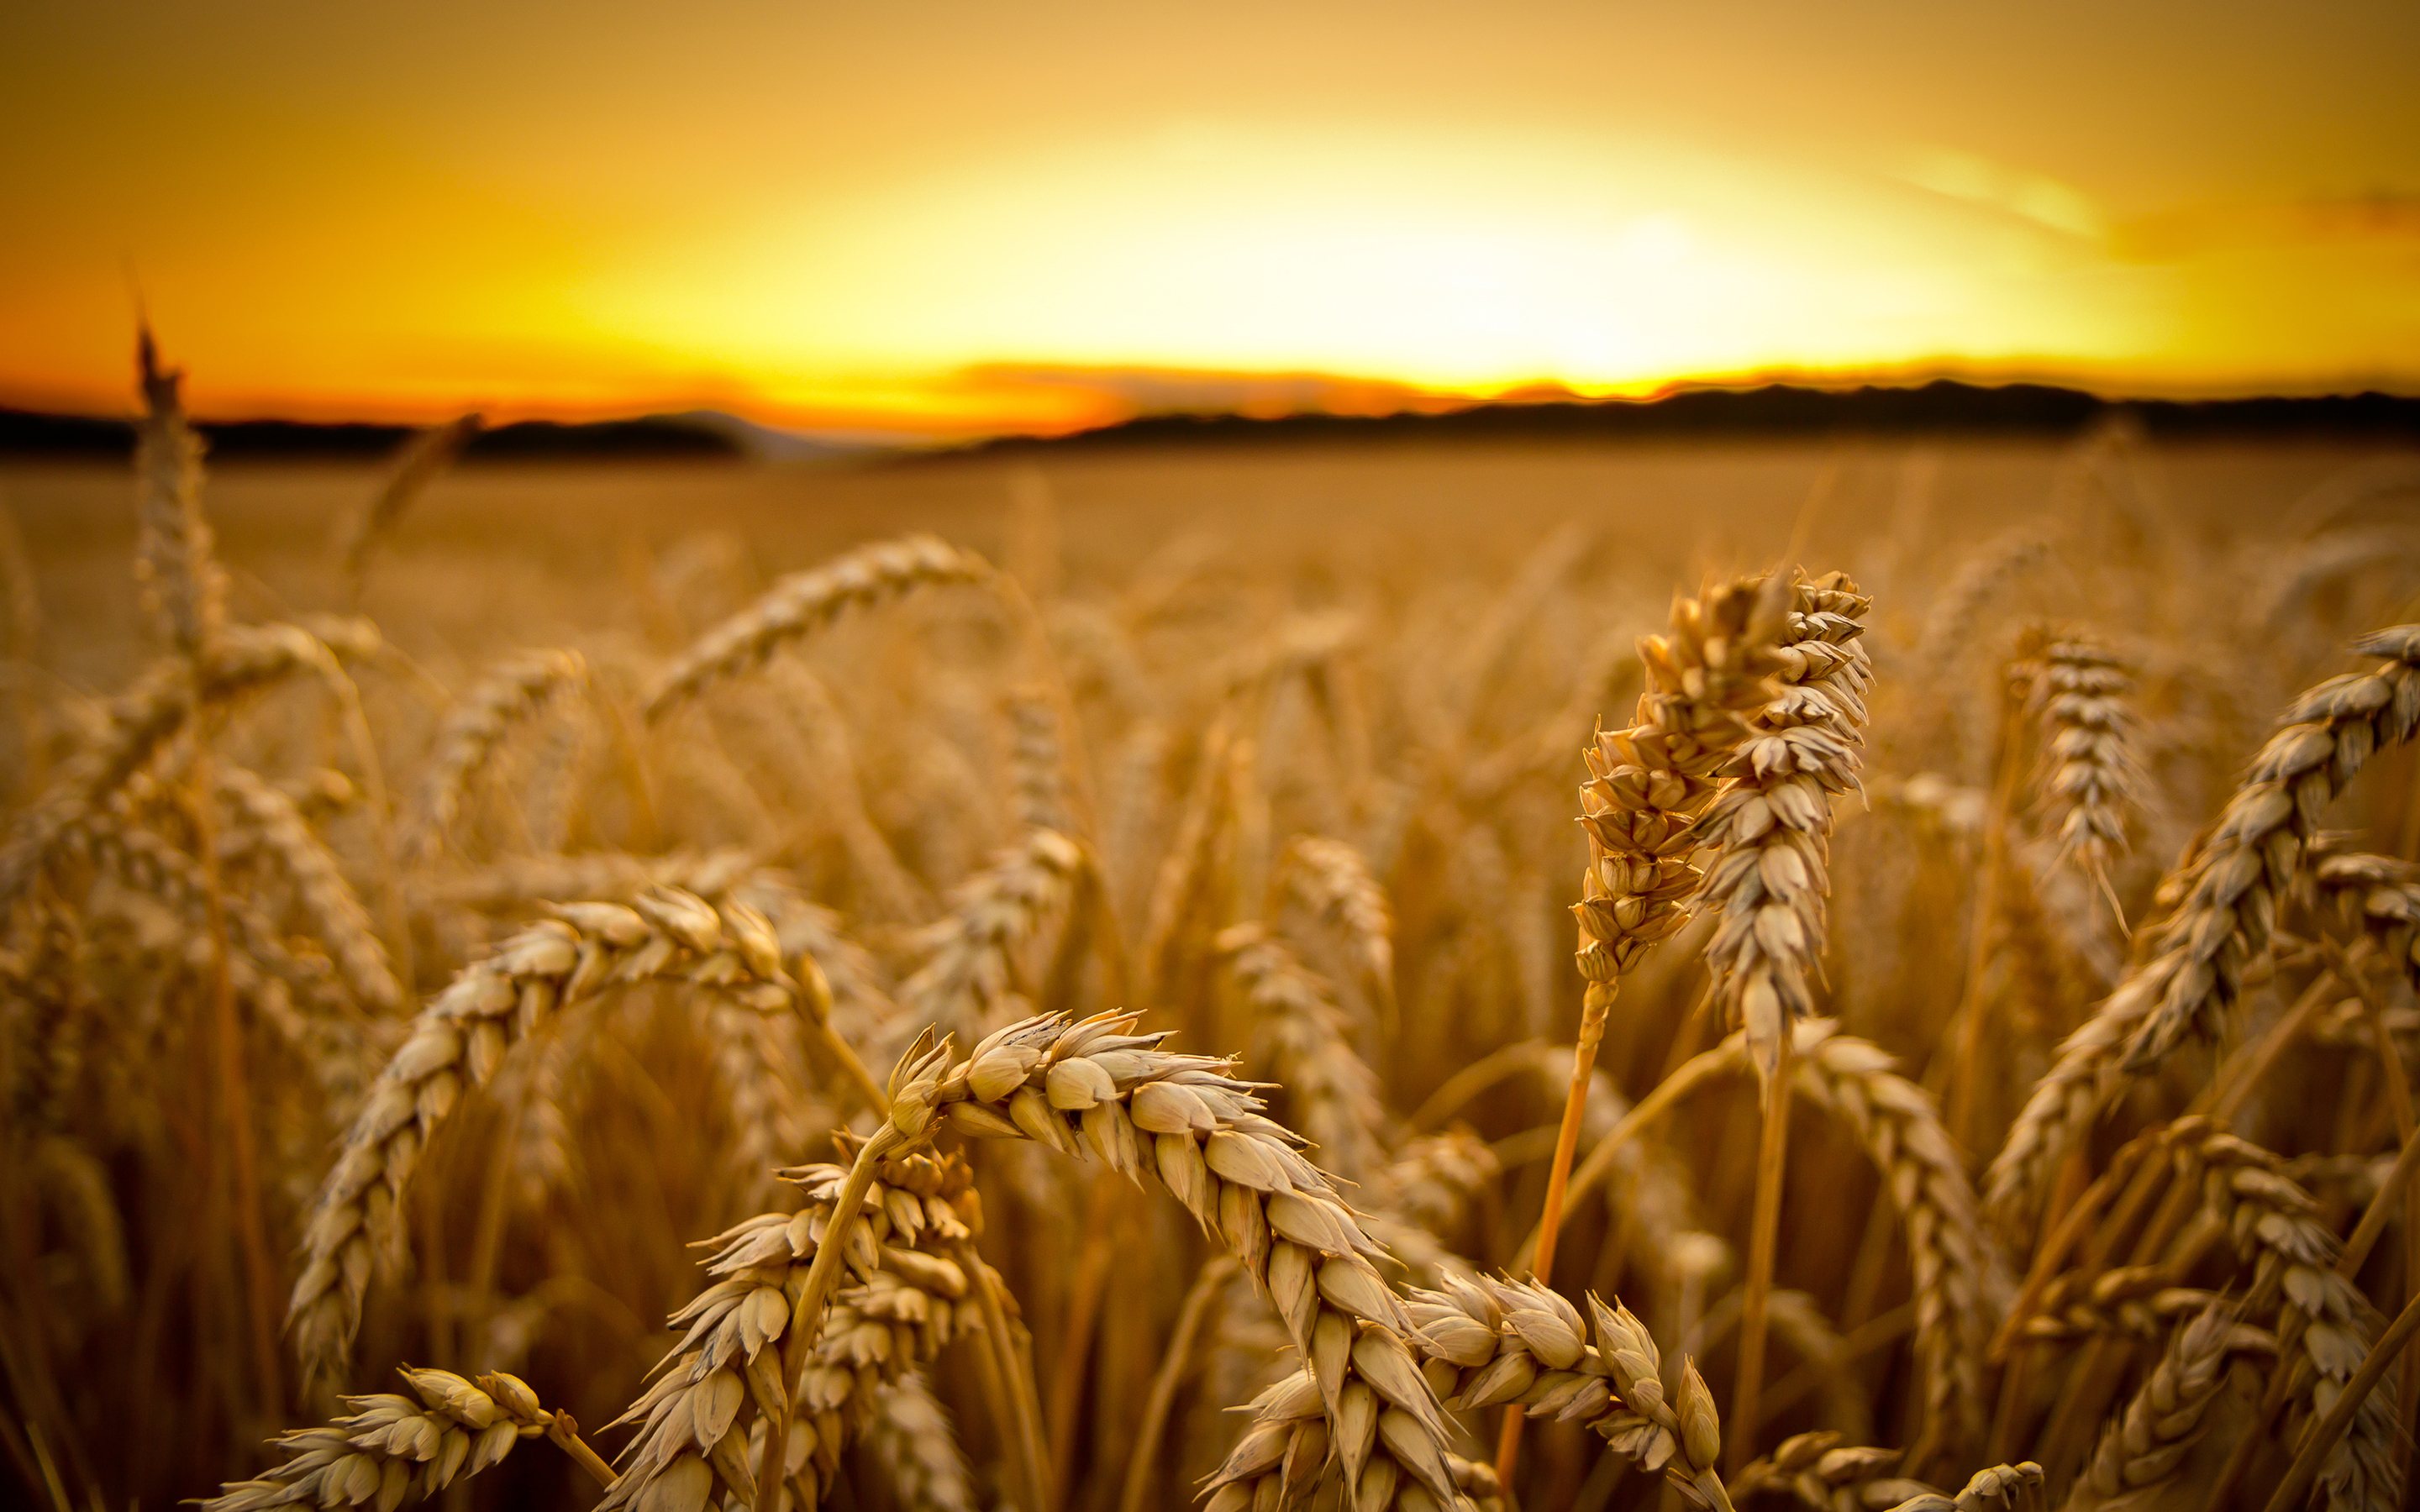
[4,353,2420,1512]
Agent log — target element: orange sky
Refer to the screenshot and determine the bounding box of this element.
[3,1,2416,438]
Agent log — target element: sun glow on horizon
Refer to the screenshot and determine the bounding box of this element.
[3,3,2416,438]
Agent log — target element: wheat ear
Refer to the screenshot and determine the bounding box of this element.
[1282,833,1398,1016]
[0,619,381,908]
[2185,1129,2401,1512]
[1216,921,1387,1184]
[407,648,587,861]
[1406,1274,1734,1510]
[286,887,805,1389]
[1696,570,1873,1466]
[642,533,993,718]
[1732,1432,1933,1512]
[597,1141,984,1511]
[1986,625,2420,1230]
[913,1010,1471,1511]
[866,1369,977,1512]
[197,1367,609,1509]
[218,766,400,1011]
[133,330,226,660]
[338,413,480,606]
[2023,633,2144,886]
[2067,1305,2265,1512]
[900,827,1087,1043]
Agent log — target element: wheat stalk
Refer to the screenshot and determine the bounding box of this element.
[286,887,806,1389]
[642,533,993,719]
[1987,625,2420,1231]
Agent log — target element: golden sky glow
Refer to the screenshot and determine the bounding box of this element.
[3,1,2416,438]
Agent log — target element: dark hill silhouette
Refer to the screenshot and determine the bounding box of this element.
[4,380,2415,462]
[951,380,2420,459]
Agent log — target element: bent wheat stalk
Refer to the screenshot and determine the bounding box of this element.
[1987,624,2420,1231]
[286,887,808,1390]
[643,533,993,718]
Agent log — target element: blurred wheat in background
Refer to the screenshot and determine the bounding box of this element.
[4,341,2420,1512]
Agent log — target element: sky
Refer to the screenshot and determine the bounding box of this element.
[3,1,2417,438]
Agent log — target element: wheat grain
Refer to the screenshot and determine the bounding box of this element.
[642,534,993,719]
[1986,625,2420,1230]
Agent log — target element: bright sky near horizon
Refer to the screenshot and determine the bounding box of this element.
[3,1,2416,437]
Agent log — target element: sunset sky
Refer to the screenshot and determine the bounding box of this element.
[3,1,2416,438]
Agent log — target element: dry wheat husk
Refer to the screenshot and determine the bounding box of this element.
[1697,572,1874,1077]
[1403,1273,1733,1509]
[1216,921,1386,1184]
[2064,1305,2270,1512]
[407,648,587,862]
[642,534,993,719]
[1987,625,2420,1230]
[286,887,807,1389]
[218,765,400,1011]
[197,1366,564,1509]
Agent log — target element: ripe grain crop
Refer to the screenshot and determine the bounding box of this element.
[8,342,2420,1512]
